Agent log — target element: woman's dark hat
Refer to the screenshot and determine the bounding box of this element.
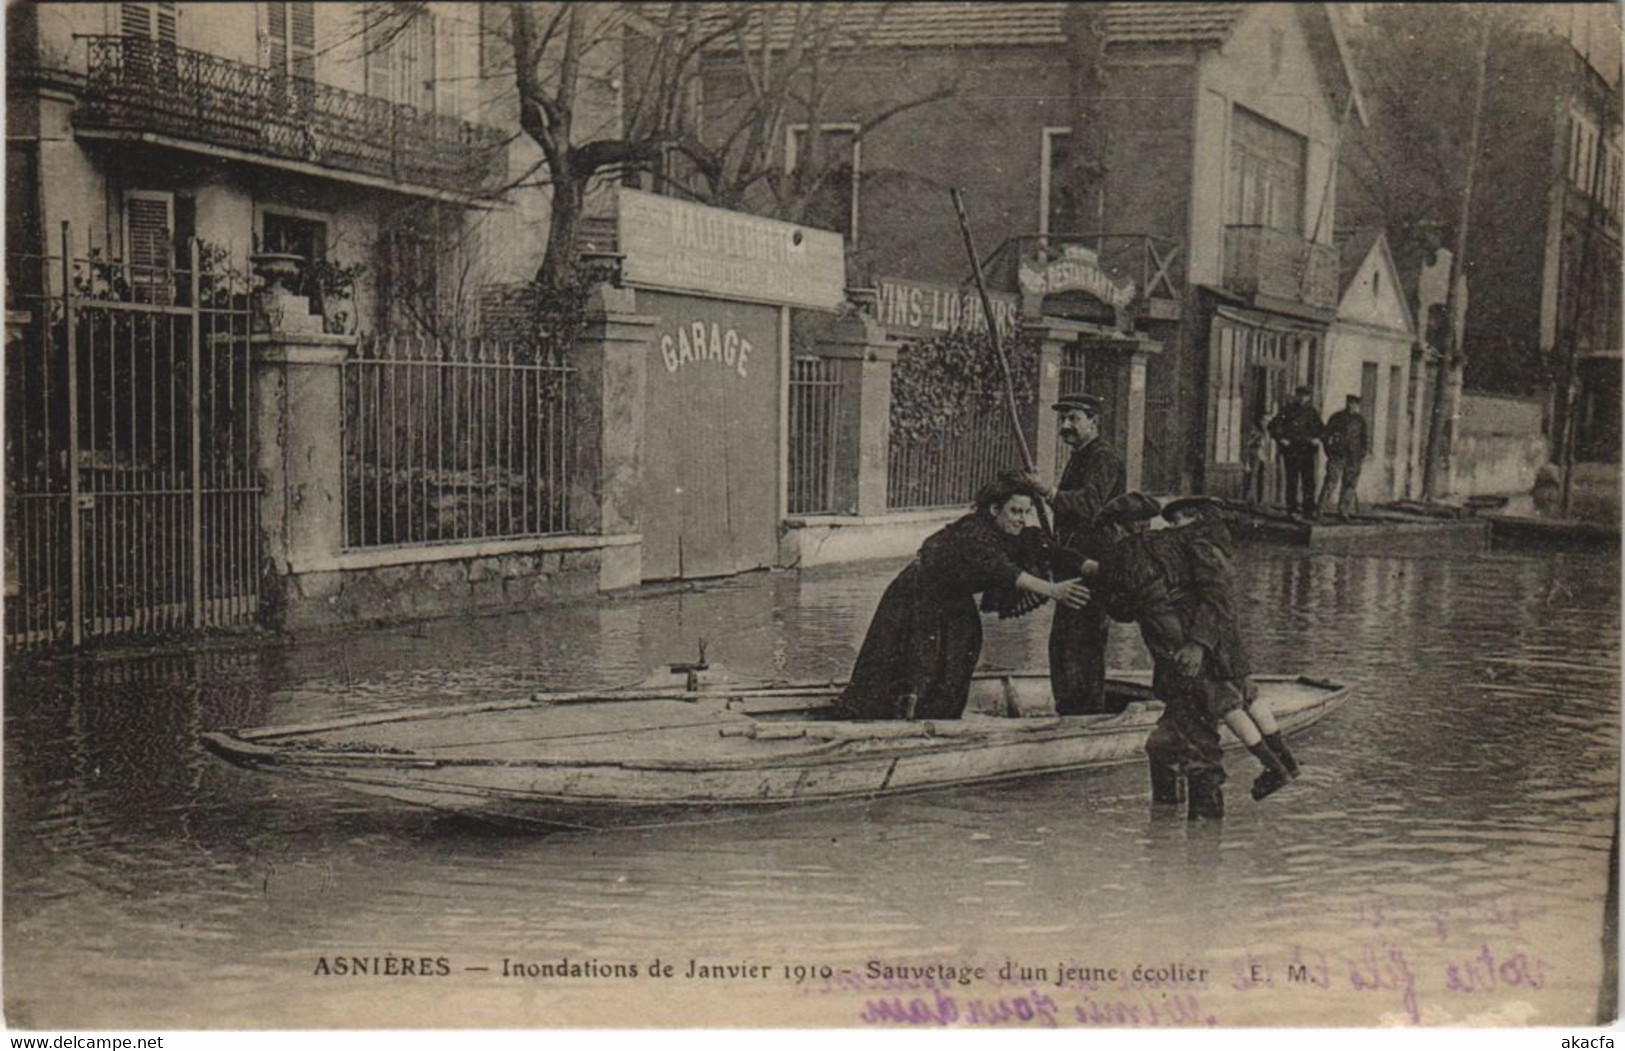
[1159,495,1225,519]
[1052,393,1105,415]
[1097,492,1163,526]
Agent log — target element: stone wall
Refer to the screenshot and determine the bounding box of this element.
[1453,392,1549,503]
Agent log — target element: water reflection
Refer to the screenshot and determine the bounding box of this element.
[4,543,1619,1029]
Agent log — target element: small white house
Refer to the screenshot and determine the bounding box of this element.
[1325,229,1421,504]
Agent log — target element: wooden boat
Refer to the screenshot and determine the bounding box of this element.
[200,669,1350,830]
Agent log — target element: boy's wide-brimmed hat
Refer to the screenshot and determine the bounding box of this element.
[1159,495,1226,519]
[1051,393,1105,415]
[1097,492,1163,526]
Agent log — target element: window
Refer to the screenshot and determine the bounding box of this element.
[266,3,315,80]
[123,190,174,304]
[365,5,435,113]
[478,5,511,77]
[1041,126,1107,238]
[1570,112,1601,194]
[1386,364,1401,458]
[786,123,860,243]
[435,10,468,119]
[121,2,177,87]
[1040,126,1071,237]
[373,204,461,333]
[260,211,328,299]
[266,2,316,111]
[1227,107,1306,233]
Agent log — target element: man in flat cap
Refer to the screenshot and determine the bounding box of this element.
[1318,393,1369,519]
[1019,393,1126,715]
[1268,386,1324,518]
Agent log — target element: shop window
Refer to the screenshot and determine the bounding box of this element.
[1228,106,1305,233]
[787,123,860,243]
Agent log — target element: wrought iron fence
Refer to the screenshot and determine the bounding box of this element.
[342,335,574,549]
[77,36,507,195]
[887,398,1037,510]
[787,357,843,515]
[5,231,259,650]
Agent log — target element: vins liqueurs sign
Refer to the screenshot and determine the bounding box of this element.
[1019,244,1136,308]
[660,319,754,378]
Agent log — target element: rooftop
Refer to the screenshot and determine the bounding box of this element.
[696,2,1251,52]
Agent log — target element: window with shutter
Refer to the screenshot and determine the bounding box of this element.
[122,2,177,87]
[124,191,175,305]
[436,13,466,119]
[365,5,434,112]
[478,5,511,78]
[266,3,316,109]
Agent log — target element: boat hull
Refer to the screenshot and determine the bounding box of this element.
[201,672,1350,830]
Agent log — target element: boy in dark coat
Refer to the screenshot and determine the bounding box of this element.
[1156,497,1299,801]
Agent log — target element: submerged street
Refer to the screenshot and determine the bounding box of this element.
[4,538,1618,1029]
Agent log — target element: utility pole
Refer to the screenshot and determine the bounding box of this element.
[1421,17,1491,501]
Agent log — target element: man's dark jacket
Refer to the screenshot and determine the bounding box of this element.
[1268,402,1324,446]
[1322,409,1369,463]
[1052,438,1126,564]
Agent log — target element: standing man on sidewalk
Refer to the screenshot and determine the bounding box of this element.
[1020,394,1125,715]
[1319,394,1370,519]
[1268,386,1324,518]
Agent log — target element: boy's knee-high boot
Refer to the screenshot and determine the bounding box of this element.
[1248,741,1292,780]
[1263,732,1299,777]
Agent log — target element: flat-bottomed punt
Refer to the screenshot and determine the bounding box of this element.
[201,671,1350,830]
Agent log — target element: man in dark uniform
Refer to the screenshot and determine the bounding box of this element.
[1318,394,1370,519]
[1020,394,1125,715]
[1268,385,1324,518]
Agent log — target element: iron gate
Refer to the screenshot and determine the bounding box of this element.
[5,225,260,650]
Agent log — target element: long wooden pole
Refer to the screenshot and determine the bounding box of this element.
[951,188,1035,473]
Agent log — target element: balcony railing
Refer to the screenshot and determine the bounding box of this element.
[76,36,507,197]
[1221,225,1339,311]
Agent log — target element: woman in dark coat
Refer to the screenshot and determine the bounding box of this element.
[834,476,1091,720]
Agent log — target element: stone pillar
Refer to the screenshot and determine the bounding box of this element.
[815,313,901,516]
[1022,321,1081,484]
[251,332,356,616]
[1124,345,1154,491]
[569,285,655,589]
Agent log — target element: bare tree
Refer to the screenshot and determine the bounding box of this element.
[638,4,959,226]
[358,3,959,291]
[493,3,957,286]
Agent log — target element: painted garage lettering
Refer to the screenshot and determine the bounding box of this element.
[660,321,752,378]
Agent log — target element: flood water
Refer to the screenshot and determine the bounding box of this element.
[4,538,1619,1029]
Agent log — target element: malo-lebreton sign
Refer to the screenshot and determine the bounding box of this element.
[617,189,846,311]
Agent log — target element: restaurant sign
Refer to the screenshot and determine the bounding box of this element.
[875,276,1020,341]
[617,188,845,311]
[1018,243,1136,308]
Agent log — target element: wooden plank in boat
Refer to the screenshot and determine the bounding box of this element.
[310,700,747,755]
